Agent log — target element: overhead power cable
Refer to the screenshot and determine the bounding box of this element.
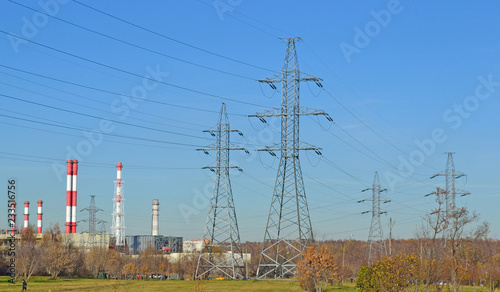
[71,0,275,73]
[303,41,419,145]
[0,79,203,133]
[9,0,256,81]
[0,30,264,108]
[0,93,211,141]
[0,65,246,117]
[0,113,203,148]
[0,151,199,170]
[3,119,192,150]
[323,88,440,172]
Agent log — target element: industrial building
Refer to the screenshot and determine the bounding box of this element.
[0,232,110,249]
[125,235,183,254]
[183,239,204,253]
[1,161,187,257]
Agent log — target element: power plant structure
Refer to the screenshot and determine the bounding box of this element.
[250,38,331,279]
[20,200,43,234]
[152,199,159,236]
[0,160,192,256]
[125,235,183,254]
[358,171,390,264]
[111,162,126,248]
[37,200,43,233]
[66,159,79,233]
[23,201,29,234]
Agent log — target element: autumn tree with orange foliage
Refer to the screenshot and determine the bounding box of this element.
[297,245,338,292]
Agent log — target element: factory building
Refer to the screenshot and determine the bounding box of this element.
[0,232,110,249]
[182,239,204,253]
[125,235,183,254]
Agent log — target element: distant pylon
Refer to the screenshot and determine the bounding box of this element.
[430,152,470,216]
[195,103,247,280]
[98,221,107,247]
[80,195,106,247]
[249,37,332,279]
[358,171,390,264]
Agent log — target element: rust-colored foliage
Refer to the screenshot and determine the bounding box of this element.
[297,245,338,292]
[122,262,137,277]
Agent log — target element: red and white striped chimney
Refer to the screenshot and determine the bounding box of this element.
[10,201,16,235]
[24,201,29,233]
[37,200,43,234]
[66,160,72,233]
[71,160,79,233]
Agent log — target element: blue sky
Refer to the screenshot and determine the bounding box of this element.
[0,0,499,242]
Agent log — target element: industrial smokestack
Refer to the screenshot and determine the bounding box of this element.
[10,202,16,235]
[152,199,159,236]
[66,160,72,233]
[71,160,79,233]
[24,201,29,234]
[37,200,43,234]
[112,162,125,246]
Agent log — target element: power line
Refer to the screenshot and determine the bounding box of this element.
[1,118,193,151]
[0,79,204,133]
[8,0,257,81]
[324,88,440,171]
[195,0,281,39]
[302,40,420,147]
[0,65,247,117]
[0,92,211,141]
[0,71,206,131]
[1,151,200,169]
[0,112,204,147]
[0,30,265,108]
[71,0,275,73]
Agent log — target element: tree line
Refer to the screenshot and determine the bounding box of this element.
[0,192,498,292]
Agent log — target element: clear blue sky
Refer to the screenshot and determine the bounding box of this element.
[0,0,499,242]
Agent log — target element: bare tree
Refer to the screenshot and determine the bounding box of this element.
[447,207,489,292]
[105,249,123,279]
[416,188,448,291]
[86,247,108,277]
[41,224,72,279]
[16,227,42,280]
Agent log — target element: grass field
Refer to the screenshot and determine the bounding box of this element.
[0,276,358,292]
[0,277,493,292]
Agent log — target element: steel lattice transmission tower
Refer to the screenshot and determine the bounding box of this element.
[80,195,106,247]
[250,37,332,279]
[430,152,470,216]
[358,171,390,264]
[195,103,247,280]
[98,221,107,247]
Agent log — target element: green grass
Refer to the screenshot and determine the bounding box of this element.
[0,276,358,292]
[6,277,491,292]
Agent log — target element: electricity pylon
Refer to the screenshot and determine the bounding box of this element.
[358,171,390,264]
[195,103,247,280]
[430,152,470,216]
[80,195,106,247]
[249,37,332,279]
